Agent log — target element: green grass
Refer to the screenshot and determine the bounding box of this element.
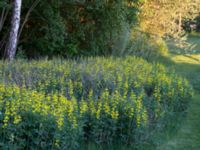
[156,34,200,150]
[158,94,200,150]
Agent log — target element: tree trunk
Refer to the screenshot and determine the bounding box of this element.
[5,0,22,61]
[178,0,182,34]
[18,0,41,41]
[178,12,182,33]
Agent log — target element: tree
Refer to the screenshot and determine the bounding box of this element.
[0,1,9,32]
[5,0,22,61]
[16,0,140,58]
[139,0,200,38]
[136,0,200,53]
[1,0,140,58]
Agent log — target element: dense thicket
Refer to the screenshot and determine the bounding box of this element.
[0,0,140,58]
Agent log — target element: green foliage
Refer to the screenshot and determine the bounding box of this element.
[59,0,140,56]
[0,0,140,58]
[0,0,8,8]
[0,56,192,149]
[22,2,66,58]
[128,31,168,60]
[195,15,200,31]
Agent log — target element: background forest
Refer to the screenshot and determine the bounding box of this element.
[1,0,200,59]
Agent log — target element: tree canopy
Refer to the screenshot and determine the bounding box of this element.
[0,0,200,59]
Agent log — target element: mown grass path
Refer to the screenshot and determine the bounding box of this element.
[157,53,200,150]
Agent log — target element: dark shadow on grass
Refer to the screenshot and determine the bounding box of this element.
[182,54,200,62]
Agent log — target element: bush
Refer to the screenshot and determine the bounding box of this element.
[128,31,169,60]
[0,57,192,149]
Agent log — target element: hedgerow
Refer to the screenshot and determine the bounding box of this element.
[0,56,192,149]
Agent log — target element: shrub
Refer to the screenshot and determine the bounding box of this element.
[0,56,192,149]
[128,31,169,60]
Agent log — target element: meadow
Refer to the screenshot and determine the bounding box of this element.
[0,56,192,149]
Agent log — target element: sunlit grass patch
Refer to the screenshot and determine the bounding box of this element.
[171,54,200,64]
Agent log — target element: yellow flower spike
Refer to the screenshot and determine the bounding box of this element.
[102,88,109,100]
[130,91,136,101]
[137,95,142,111]
[68,80,74,98]
[52,94,58,104]
[111,107,119,119]
[3,101,11,127]
[96,102,102,119]
[153,86,161,102]
[88,89,93,100]
[142,108,148,126]
[117,74,122,83]
[13,115,21,124]
[104,102,110,115]
[136,114,141,127]
[89,100,96,115]
[135,93,144,127]
[54,139,60,148]
[124,79,129,91]
[80,100,88,116]
[113,90,120,104]
[67,104,74,115]
[72,117,78,129]
[129,107,134,119]
[57,116,64,129]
